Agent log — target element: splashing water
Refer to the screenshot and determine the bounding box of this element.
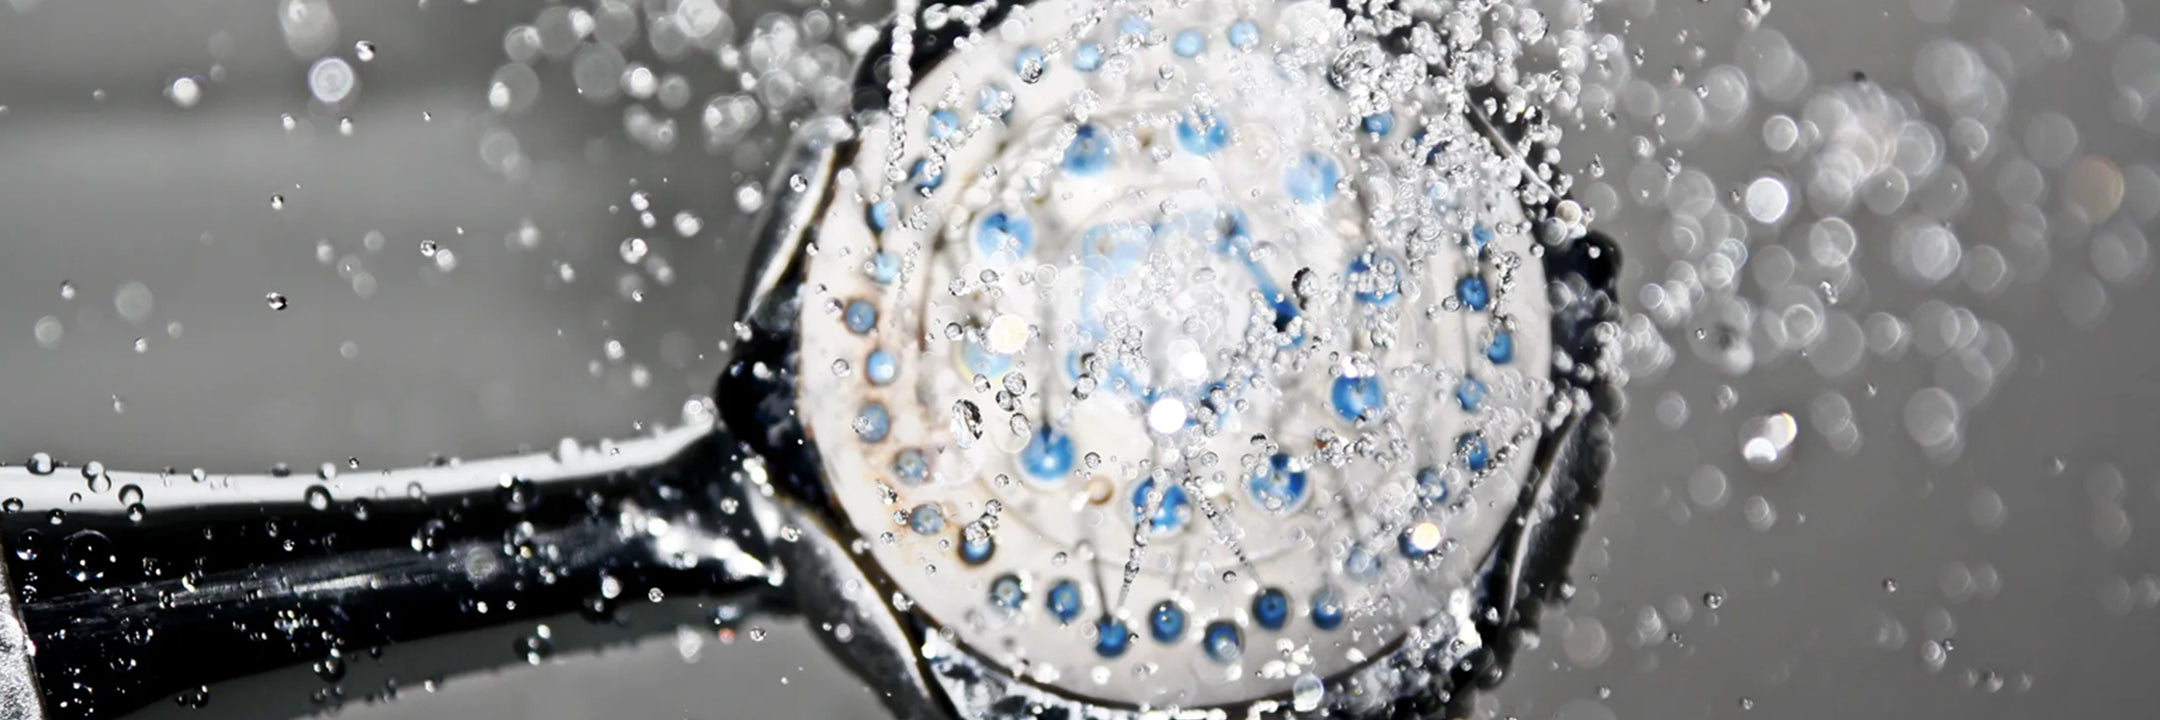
[2,0,2155,718]
[472,0,2154,712]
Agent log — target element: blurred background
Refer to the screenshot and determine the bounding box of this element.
[1,0,2156,719]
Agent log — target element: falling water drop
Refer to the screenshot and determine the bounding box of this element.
[1291,674,1325,711]
[1738,412,1798,470]
[950,400,983,448]
[516,626,555,665]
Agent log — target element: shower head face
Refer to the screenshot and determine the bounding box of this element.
[791,0,1559,709]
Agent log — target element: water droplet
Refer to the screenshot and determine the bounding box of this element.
[1292,673,1326,711]
[308,57,356,104]
[26,453,54,475]
[265,292,289,311]
[516,627,554,664]
[32,316,62,350]
[1016,46,1046,83]
[1738,412,1798,470]
[950,400,983,447]
[354,40,377,62]
[62,529,113,582]
[1920,639,1947,672]
[113,282,155,324]
[312,655,346,683]
[1745,176,1789,223]
[304,485,332,511]
[1147,398,1190,434]
[673,211,702,238]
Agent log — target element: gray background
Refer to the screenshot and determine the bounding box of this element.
[1,0,2156,719]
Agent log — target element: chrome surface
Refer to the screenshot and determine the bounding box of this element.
[0,546,46,720]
